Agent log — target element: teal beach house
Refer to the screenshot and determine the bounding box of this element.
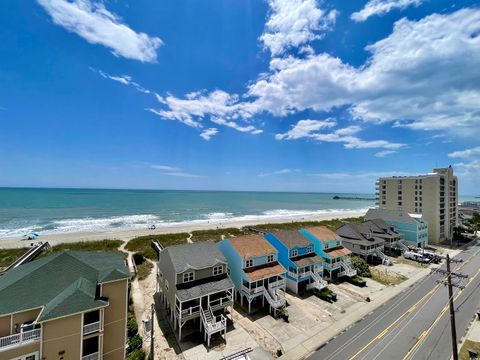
[300,226,357,280]
[218,234,287,316]
[365,209,429,248]
[263,230,328,294]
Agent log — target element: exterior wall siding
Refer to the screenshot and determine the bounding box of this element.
[264,234,296,272]
[42,313,82,360]
[176,264,226,285]
[217,240,244,290]
[102,279,128,360]
[0,343,40,359]
[0,314,10,337]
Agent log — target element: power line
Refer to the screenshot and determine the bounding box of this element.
[435,254,468,360]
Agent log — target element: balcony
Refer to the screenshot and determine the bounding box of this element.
[82,352,99,360]
[0,329,41,351]
[83,321,101,335]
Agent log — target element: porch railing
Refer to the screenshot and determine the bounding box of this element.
[83,321,101,335]
[209,295,233,310]
[268,278,286,289]
[176,304,201,318]
[0,329,41,350]
[242,284,265,295]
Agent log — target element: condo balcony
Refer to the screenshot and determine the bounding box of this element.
[0,328,41,351]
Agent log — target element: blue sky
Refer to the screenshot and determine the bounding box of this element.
[0,0,479,194]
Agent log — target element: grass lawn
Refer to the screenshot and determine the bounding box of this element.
[0,247,29,269]
[370,267,408,286]
[40,240,123,258]
[125,233,189,260]
[459,339,480,360]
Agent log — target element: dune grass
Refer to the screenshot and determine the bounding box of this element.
[190,227,249,242]
[40,240,124,258]
[125,233,189,260]
[0,247,29,269]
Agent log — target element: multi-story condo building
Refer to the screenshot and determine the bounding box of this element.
[0,250,130,360]
[365,209,429,248]
[300,226,356,279]
[264,230,328,294]
[218,234,287,316]
[376,166,458,244]
[157,242,234,347]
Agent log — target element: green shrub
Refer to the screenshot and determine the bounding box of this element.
[127,316,138,338]
[126,349,146,360]
[40,240,123,258]
[0,248,29,268]
[190,228,249,242]
[128,334,143,353]
[351,256,371,277]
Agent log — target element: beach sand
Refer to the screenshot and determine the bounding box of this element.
[0,210,365,249]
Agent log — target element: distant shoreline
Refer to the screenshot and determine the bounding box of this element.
[0,209,365,249]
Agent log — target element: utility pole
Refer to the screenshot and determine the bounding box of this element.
[150,303,155,360]
[436,254,468,360]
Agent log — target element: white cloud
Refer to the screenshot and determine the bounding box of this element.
[248,9,480,137]
[448,147,480,158]
[275,119,404,150]
[351,0,424,22]
[148,90,262,134]
[275,119,336,140]
[200,128,219,141]
[260,0,338,55]
[374,150,397,157]
[91,68,150,93]
[150,164,204,178]
[258,168,301,177]
[38,0,162,62]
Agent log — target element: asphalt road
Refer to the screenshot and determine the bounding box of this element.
[308,240,480,360]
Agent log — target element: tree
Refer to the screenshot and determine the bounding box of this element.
[351,256,371,277]
[467,212,480,235]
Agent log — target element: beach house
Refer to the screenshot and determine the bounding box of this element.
[218,234,287,316]
[157,242,234,347]
[365,208,429,248]
[263,230,327,294]
[336,221,393,264]
[0,250,131,360]
[300,226,356,280]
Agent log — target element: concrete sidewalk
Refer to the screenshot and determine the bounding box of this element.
[279,267,432,360]
[458,311,480,359]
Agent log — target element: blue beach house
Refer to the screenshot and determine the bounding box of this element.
[263,230,327,294]
[300,226,357,280]
[218,235,287,315]
[365,209,429,248]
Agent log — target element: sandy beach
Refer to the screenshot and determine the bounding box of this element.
[0,210,365,249]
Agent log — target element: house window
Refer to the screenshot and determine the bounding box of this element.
[246,259,253,267]
[267,254,275,262]
[227,267,231,276]
[291,249,298,257]
[307,246,313,253]
[183,272,194,283]
[165,279,169,291]
[213,265,223,276]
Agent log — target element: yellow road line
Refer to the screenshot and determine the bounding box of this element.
[349,247,480,360]
[349,286,437,360]
[402,267,480,360]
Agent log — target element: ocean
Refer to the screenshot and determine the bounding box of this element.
[0,188,475,238]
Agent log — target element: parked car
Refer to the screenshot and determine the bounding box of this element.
[404,251,430,263]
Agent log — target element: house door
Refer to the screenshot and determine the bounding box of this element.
[10,352,39,360]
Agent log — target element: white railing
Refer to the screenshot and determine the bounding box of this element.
[264,286,286,309]
[0,329,41,349]
[306,271,328,291]
[209,295,233,310]
[83,321,101,335]
[268,278,286,289]
[339,262,357,277]
[201,307,226,335]
[374,248,392,266]
[242,284,265,295]
[177,304,201,318]
[82,352,99,360]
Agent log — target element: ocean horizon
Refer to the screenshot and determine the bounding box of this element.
[0,188,476,239]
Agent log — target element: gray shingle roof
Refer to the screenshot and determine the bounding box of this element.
[365,208,417,225]
[176,277,233,302]
[270,230,312,249]
[159,242,227,273]
[0,250,129,321]
[336,223,386,246]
